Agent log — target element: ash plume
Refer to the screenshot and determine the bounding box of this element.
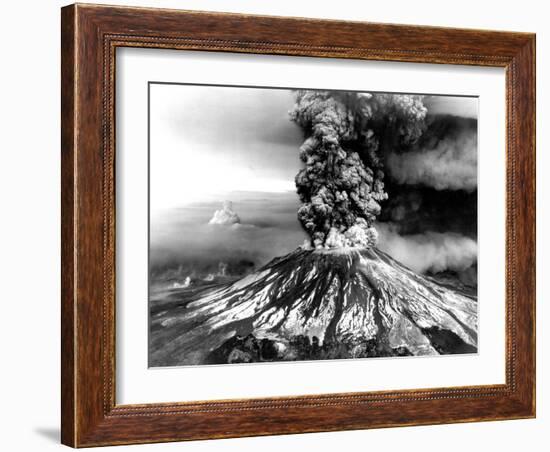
[290,91,427,249]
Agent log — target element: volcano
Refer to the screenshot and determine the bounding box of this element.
[149,247,477,366]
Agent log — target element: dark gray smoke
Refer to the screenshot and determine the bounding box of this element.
[290,91,427,249]
[378,183,477,237]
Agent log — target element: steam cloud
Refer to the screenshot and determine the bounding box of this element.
[290,91,427,249]
[377,223,477,274]
[208,200,241,226]
[386,115,477,191]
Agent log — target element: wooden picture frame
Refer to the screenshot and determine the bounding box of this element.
[61,3,536,447]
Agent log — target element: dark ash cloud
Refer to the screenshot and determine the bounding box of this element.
[378,183,477,238]
[289,91,427,249]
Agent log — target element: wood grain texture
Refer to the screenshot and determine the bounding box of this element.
[60,3,536,447]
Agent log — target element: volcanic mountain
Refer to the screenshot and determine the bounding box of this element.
[149,247,477,366]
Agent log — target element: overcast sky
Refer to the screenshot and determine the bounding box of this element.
[149,84,302,211]
[149,84,477,211]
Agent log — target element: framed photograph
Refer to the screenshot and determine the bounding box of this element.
[61,3,536,447]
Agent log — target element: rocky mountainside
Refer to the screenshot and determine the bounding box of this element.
[149,247,477,366]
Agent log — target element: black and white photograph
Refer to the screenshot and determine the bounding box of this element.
[148,84,479,367]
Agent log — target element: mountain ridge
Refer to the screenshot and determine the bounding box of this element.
[150,247,477,366]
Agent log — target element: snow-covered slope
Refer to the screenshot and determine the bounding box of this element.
[150,247,477,366]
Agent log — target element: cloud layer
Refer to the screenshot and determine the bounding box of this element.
[385,115,477,192]
[377,223,477,274]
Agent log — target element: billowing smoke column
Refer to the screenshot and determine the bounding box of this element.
[290,91,427,249]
